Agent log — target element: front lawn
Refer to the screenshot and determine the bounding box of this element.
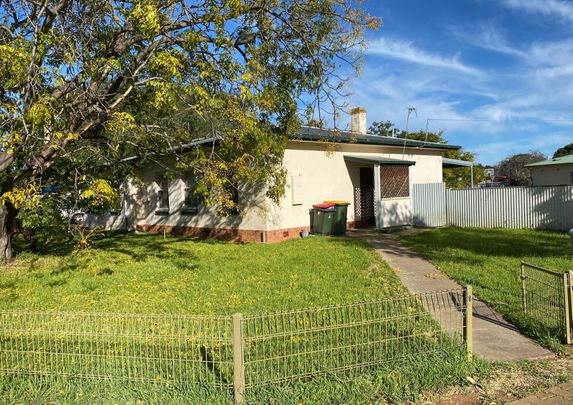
[0,233,485,404]
[400,227,573,348]
[1,233,404,314]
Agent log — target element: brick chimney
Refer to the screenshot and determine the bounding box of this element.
[350,107,367,134]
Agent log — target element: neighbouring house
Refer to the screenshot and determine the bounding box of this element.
[525,154,573,186]
[478,167,509,188]
[86,108,460,242]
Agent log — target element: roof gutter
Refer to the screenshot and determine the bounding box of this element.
[120,137,219,164]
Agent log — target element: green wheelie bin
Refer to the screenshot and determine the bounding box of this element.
[324,200,350,235]
[312,203,336,235]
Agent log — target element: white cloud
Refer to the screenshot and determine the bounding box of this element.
[342,23,573,164]
[346,65,499,136]
[365,37,482,75]
[448,22,528,59]
[527,39,573,77]
[342,51,573,164]
[470,132,571,163]
[450,21,573,77]
[500,0,573,24]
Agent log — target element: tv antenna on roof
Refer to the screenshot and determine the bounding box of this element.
[405,107,417,133]
[403,107,417,159]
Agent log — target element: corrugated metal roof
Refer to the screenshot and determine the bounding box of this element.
[343,155,416,166]
[122,124,460,165]
[442,157,474,168]
[292,126,461,151]
[525,154,573,168]
[121,137,218,163]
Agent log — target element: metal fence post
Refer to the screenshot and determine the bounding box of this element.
[563,273,572,345]
[232,313,245,405]
[463,285,473,360]
[569,271,573,344]
[520,261,527,313]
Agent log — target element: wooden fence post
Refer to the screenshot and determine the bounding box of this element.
[563,273,572,345]
[232,313,245,405]
[463,286,473,360]
[520,262,527,313]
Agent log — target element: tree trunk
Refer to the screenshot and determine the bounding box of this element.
[0,203,17,264]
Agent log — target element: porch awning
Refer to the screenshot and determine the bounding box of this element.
[442,157,475,187]
[442,157,473,168]
[343,155,416,166]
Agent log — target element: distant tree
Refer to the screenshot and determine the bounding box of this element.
[496,152,546,186]
[368,121,486,188]
[368,121,395,137]
[553,143,573,158]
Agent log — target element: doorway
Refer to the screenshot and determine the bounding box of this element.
[359,167,375,225]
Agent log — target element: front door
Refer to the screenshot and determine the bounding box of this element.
[359,167,375,225]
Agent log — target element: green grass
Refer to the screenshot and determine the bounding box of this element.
[0,232,486,404]
[0,349,487,405]
[400,227,573,349]
[2,233,404,314]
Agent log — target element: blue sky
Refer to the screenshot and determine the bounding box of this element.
[343,0,573,164]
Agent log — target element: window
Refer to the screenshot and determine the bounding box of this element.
[156,174,170,214]
[380,166,410,198]
[182,172,200,214]
[570,172,573,185]
[229,186,240,215]
[220,184,240,216]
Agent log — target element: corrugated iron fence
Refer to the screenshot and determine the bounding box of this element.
[412,183,447,227]
[0,288,472,404]
[413,183,573,231]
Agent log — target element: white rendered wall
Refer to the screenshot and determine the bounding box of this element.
[266,140,444,231]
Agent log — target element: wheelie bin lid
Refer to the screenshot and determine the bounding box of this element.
[313,202,336,209]
[323,200,350,206]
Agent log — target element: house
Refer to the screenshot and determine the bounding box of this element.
[478,167,508,188]
[87,108,460,242]
[525,154,573,186]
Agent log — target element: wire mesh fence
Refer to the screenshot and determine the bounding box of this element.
[520,262,572,344]
[0,288,472,403]
[241,289,470,390]
[0,311,234,388]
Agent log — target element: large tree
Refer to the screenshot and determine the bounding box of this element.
[0,1,378,262]
[496,151,546,186]
[553,143,573,158]
[368,121,486,188]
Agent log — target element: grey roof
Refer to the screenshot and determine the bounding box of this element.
[525,154,573,168]
[291,126,461,151]
[442,157,474,168]
[344,155,416,166]
[122,124,460,164]
[121,137,218,163]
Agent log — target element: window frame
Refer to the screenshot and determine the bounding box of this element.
[155,173,170,215]
[181,172,200,215]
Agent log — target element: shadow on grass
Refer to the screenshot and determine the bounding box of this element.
[403,227,572,259]
[400,227,573,350]
[11,232,207,279]
[13,230,392,282]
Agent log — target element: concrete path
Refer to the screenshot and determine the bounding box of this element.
[350,230,554,361]
[511,381,573,404]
